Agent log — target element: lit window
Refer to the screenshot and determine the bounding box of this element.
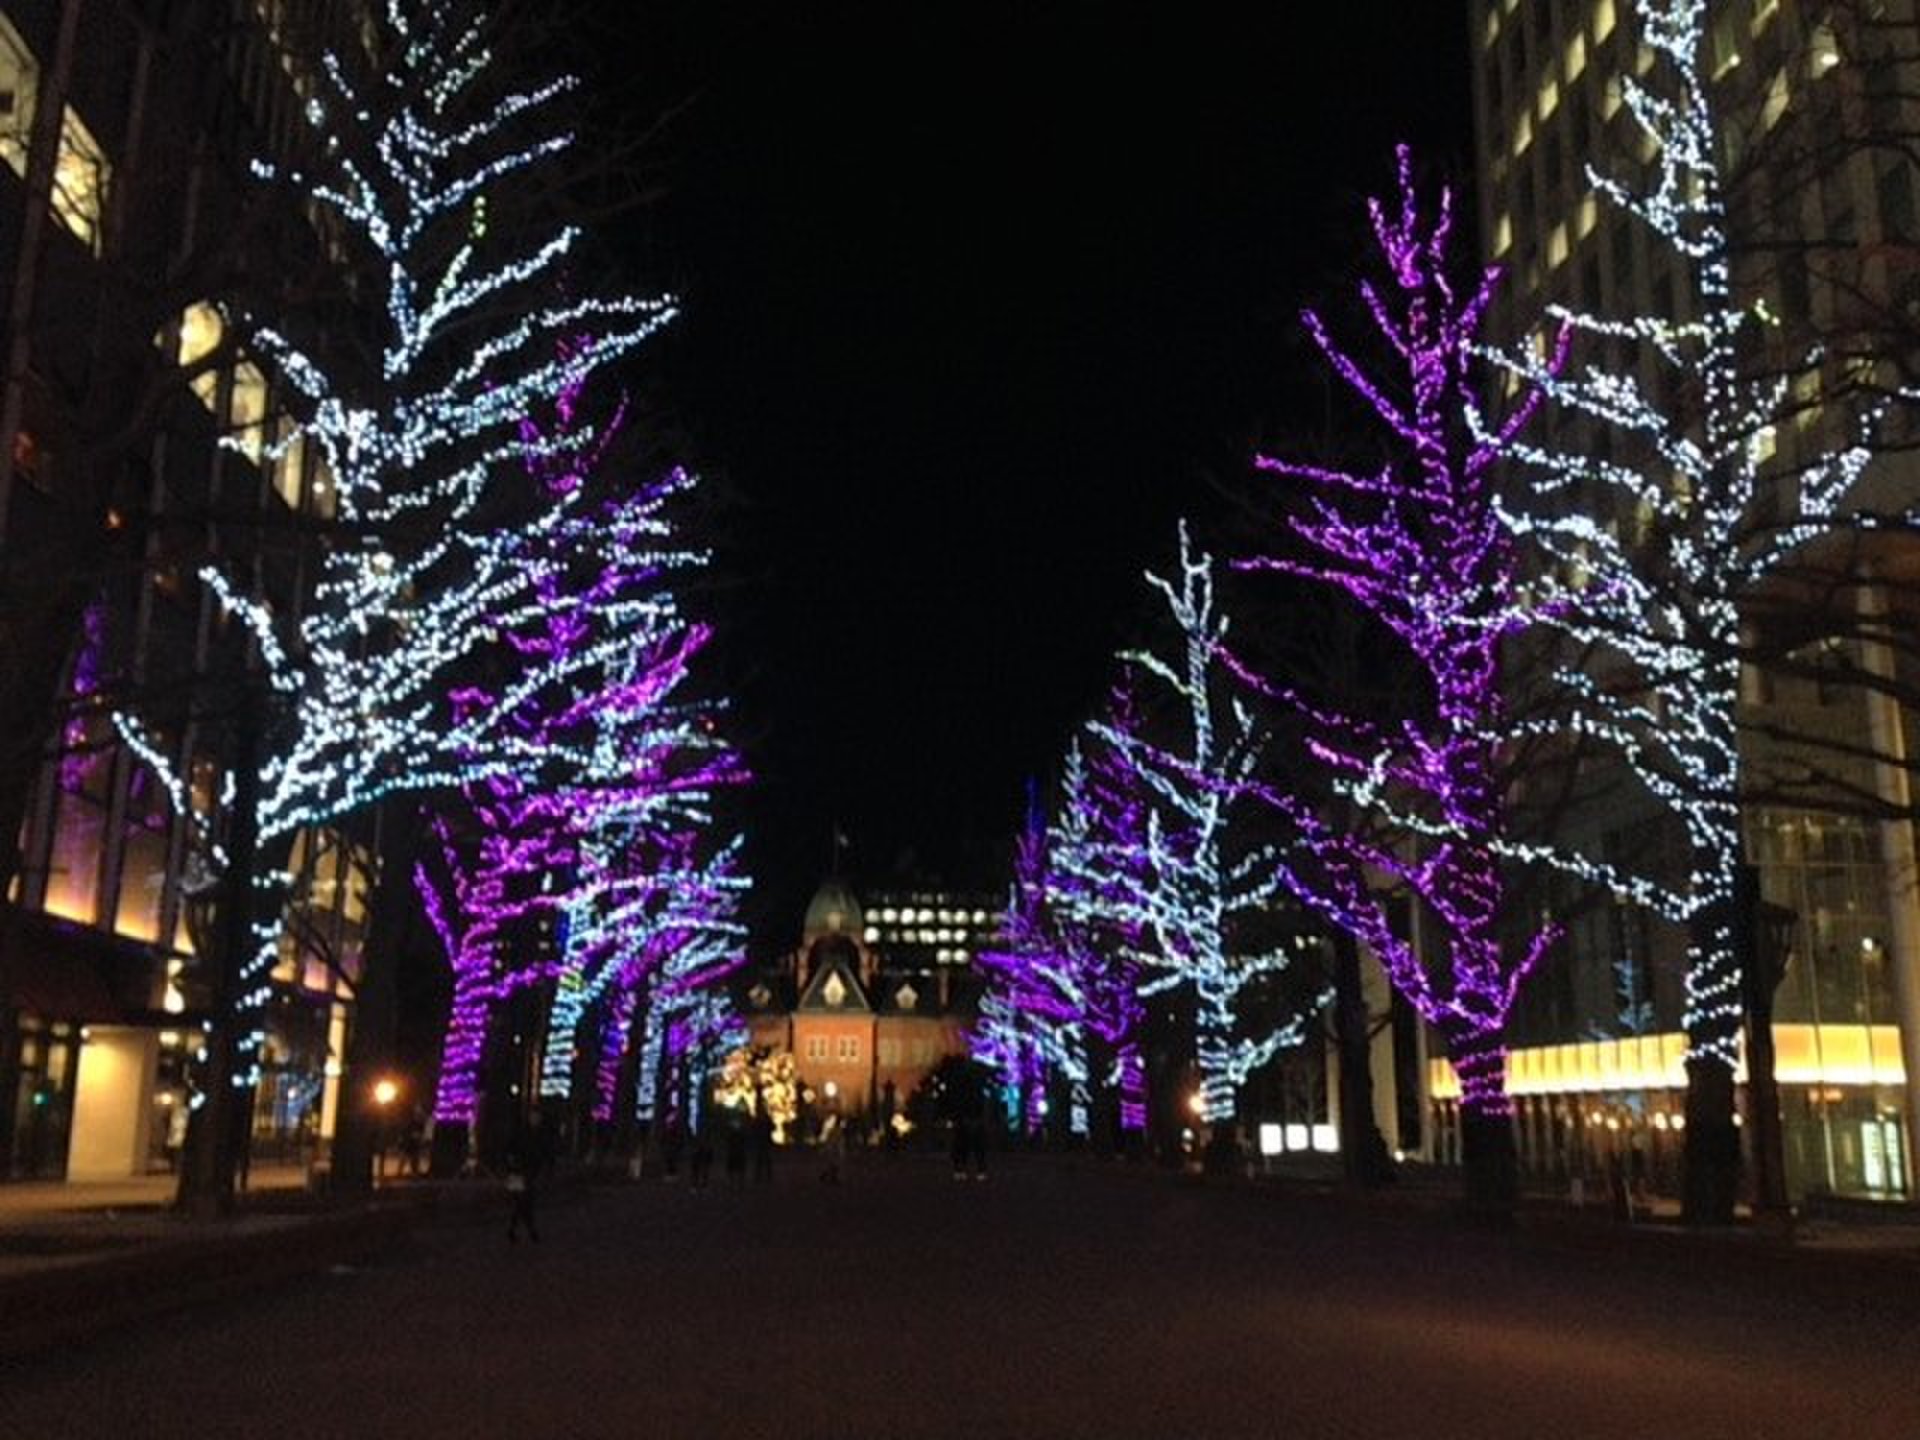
[0,13,37,178]
[1494,213,1513,255]
[805,1035,828,1061]
[1484,7,1499,46]
[1512,108,1532,156]
[308,452,337,520]
[177,302,224,412]
[229,360,268,465]
[269,418,305,510]
[1547,223,1569,268]
[1576,194,1597,238]
[1537,76,1559,122]
[1762,69,1790,131]
[1564,32,1586,82]
[836,1035,859,1062]
[1593,0,1615,42]
[1751,0,1778,32]
[1810,24,1840,79]
[50,105,110,255]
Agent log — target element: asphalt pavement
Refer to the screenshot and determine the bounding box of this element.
[2,1152,1916,1439]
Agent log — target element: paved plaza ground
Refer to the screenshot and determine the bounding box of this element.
[2,1152,1916,1439]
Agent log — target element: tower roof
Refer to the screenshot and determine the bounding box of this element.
[801,879,863,943]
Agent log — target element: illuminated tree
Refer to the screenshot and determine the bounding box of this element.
[117,1,676,1206]
[1047,729,1151,1136]
[1102,524,1323,1127]
[973,802,1086,1134]
[1239,145,1558,1210]
[1481,0,1919,1219]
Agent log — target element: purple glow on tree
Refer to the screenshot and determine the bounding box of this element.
[420,344,739,1129]
[1047,729,1151,1135]
[971,801,1073,1132]
[1239,147,1559,1129]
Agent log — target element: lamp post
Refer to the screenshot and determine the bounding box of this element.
[1738,863,1797,1231]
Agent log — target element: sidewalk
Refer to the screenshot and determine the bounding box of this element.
[0,1164,446,1361]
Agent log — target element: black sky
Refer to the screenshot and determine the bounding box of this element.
[576,4,1476,942]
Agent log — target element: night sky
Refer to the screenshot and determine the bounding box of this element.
[573,4,1475,943]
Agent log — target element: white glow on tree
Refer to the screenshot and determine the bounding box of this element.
[1478,0,1918,1072]
[1099,524,1323,1124]
[123,0,678,1086]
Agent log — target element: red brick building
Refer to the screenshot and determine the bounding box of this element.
[742,881,974,1125]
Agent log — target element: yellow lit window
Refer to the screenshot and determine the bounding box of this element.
[271,417,306,511]
[0,12,37,178]
[1512,107,1532,156]
[177,302,224,412]
[1484,6,1500,47]
[1564,33,1586,83]
[1547,223,1569,268]
[1763,69,1790,131]
[1603,78,1623,121]
[1577,194,1598,238]
[229,360,268,464]
[1538,76,1559,122]
[1494,212,1514,256]
[1594,0,1615,42]
[50,105,109,254]
[1752,0,1778,32]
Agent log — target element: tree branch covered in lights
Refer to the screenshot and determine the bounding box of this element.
[1481,0,1919,1076]
[1239,145,1559,1134]
[972,802,1085,1134]
[119,0,684,1090]
[1100,524,1323,1126]
[1047,724,1151,1134]
[423,357,743,1128]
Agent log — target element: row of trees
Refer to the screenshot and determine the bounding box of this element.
[976,0,1920,1221]
[9,2,751,1207]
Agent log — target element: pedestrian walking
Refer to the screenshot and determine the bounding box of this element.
[505,1112,553,1243]
[819,1113,846,1185]
[750,1107,775,1185]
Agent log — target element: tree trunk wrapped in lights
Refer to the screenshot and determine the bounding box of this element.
[1238,146,1557,1214]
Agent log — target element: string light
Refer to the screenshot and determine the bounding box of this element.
[1476,1,1917,1072]
[120,1,684,1090]
[1240,145,1558,1119]
[1096,525,1325,1125]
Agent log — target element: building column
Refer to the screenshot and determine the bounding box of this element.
[67,1026,158,1180]
[1858,577,1920,1194]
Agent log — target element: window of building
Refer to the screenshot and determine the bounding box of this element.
[836,1035,860,1062]
[878,1039,899,1066]
[805,1035,828,1061]
[50,104,110,255]
[1758,68,1789,131]
[0,12,37,178]
[229,360,269,466]
[1593,0,1615,43]
[177,302,224,411]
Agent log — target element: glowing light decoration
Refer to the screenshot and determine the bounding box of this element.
[1045,722,1151,1133]
[120,0,681,1088]
[1100,525,1324,1125]
[1475,1,1918,1075]
[972,800,1088,1134]
[421,350,744,1127]
[1240,146,1559,1122]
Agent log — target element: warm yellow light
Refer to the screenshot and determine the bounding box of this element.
[1187,1092,1206,1118]
[372,1078,400,1107]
